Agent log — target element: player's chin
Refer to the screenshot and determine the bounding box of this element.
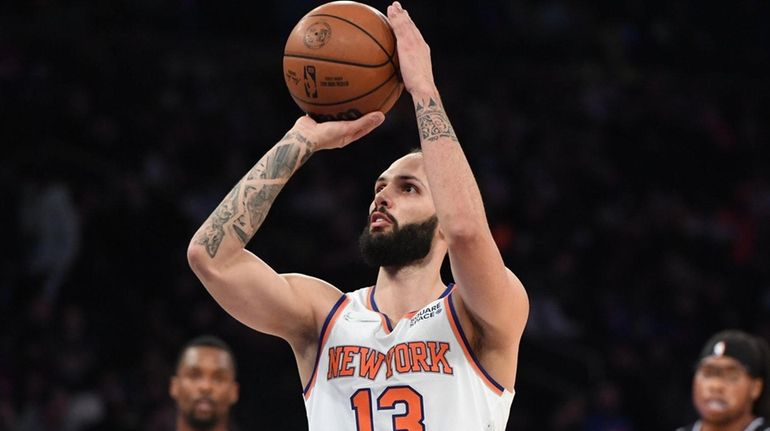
[696,404,734,423]
[192,409,214,419]
[191,403,217,419]
[370,226,392,234]
[185,410,218,429]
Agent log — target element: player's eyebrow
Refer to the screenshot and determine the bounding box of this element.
[376,175,425,187]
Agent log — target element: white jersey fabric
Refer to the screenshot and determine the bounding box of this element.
[303,284,515,431]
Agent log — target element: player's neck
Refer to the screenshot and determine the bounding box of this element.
[177,418,229,431]
[373,239,448,319]
[701,414,758,431]
[374,264,446,320]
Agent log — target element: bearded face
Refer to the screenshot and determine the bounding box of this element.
[170,347,238,431]
[358,208,438,268]
[183,408,219,430]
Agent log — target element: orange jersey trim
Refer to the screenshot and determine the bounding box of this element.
[443,294,506,396]
[303,295,350,399]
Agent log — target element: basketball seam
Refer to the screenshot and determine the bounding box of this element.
[376,81,403,111]
[308,13,396,62]
[290,71,399,106]
[283,53,390,68]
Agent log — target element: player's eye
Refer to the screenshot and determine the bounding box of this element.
[403,184,417,193]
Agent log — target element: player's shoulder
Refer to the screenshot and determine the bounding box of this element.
[282,273,344,306]
[282,273,338,290]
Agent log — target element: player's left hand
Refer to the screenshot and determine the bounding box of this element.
[292,111,385,151]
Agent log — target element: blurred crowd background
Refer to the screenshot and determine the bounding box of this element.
[2,0,769,430]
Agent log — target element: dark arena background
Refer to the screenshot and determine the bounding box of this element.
[2,0,769,430]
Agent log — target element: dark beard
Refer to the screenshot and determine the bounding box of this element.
[359,212,438,268]
[183,411,219,430]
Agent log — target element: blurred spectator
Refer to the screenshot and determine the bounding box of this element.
[19,180,81,303]
[676,330,770,431]
[169,336,240,431]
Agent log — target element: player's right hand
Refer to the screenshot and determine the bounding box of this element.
[291,111,385,151]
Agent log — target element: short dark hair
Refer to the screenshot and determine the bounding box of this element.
[175,335,237,377]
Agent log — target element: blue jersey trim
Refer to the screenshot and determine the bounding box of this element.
[369,285,394,332]
[303,294,348,395]
[446,292,506,393]
[439,282,454,299]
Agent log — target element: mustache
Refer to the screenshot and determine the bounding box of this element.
[193,396,215,405]
[370,206,396,224]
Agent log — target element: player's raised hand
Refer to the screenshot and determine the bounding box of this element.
[291,111,385,151]
[387,2,436,97]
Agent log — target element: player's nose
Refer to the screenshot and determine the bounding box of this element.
[197,376,214,393]
[704,378,726,393]
[374,185,393,208]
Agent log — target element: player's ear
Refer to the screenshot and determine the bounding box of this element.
[169,376,180,399]
[751,378,763,401]
[230,381,240,404]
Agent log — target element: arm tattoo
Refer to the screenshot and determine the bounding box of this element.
[194,133,315,257]
[415,97,458,142]
[245,184,282,237]
[195,182,242,257]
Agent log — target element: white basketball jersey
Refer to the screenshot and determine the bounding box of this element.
[303,284,515,431]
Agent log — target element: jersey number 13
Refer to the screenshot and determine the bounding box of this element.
[350,385,425,431]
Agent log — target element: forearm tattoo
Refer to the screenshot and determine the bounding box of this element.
[415,97,458,142]
[194,132,315,257]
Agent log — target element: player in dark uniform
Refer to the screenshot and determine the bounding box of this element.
[677,330,770,431]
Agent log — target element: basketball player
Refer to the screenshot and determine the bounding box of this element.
[170,335,239,431]
[187,2,528,429]
[677,330,770,431]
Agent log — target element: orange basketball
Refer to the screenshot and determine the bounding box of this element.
[283,1,403,122]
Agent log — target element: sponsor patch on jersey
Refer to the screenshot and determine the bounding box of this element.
[409,302,443,327]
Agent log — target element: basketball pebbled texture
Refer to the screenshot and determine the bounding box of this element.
[283,1,403,122]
